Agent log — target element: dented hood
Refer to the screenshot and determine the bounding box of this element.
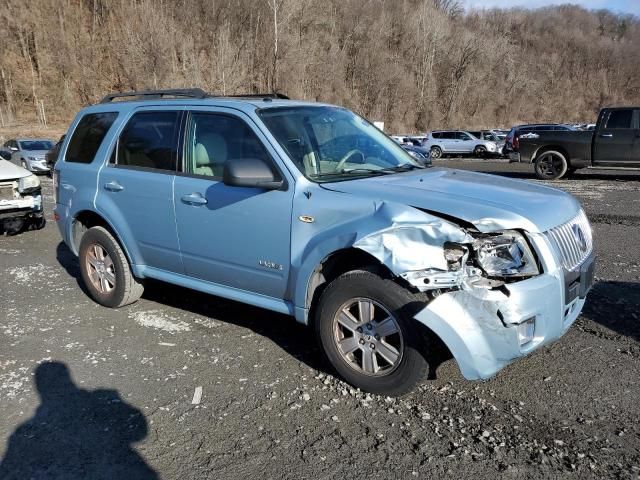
[323,168,580,233]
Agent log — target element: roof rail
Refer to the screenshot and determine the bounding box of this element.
[99,88,209,104]
[226,93,290,100]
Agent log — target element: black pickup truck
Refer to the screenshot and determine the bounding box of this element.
[509,107,640,179]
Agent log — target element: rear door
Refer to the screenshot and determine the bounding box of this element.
[96,108,183,273]
[593,108,636,165]
[441,131,459,152]
[173,108,293,299]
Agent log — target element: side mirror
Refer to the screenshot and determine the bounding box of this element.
[223,157,283,190]
[10,146,19,151]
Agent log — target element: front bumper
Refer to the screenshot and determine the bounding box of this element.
[0,194,43,220]
[414,234,594,380]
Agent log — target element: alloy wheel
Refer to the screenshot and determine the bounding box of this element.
[537,153,562,178]
[85,243,116,293]
[333,298,404,376]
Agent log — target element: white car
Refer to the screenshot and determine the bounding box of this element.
[0,159,45,234]
[423,130,497,158]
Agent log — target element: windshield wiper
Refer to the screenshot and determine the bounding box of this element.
[309,164,423,180]
[309,168,389,179]
[382,164,425,172]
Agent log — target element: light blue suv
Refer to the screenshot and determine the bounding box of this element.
[54,89,595,395]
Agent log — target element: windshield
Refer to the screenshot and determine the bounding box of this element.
[258,106,420,182]
[19,140,53,151]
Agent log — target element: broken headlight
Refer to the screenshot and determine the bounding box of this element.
[18,174,40,193]
[473,231,539,278]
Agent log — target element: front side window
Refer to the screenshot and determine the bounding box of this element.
[605,110,633,129]
[66,112,118,164]
[258,106,418,182]
[184,113,272,178]
[114,111,179,171]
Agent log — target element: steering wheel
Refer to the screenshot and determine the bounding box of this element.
[334,150,365,172]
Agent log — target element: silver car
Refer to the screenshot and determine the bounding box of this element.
[423,130,497,158]
[2,138,55,173]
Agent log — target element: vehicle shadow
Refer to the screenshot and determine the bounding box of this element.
[581,281,640,341]
[56,241,92,296]
[143,277,330,371]
[0,362,157,480]
[55,242,450,379]
[55,241,328,372]
[456,167,640,182]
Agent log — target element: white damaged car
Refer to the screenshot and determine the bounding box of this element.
[0,159,45,234]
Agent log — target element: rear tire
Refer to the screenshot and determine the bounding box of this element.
[79,226,144,308]
[315,270,429,396]
[534,150,568,180]
[430,146,442,159]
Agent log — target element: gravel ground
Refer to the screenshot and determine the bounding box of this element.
[0,161,638,479]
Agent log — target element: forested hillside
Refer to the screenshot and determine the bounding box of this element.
[0,0,638,131]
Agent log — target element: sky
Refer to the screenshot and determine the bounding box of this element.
[463,0,640,15]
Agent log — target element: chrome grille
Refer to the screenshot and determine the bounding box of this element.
[545,210,593,271]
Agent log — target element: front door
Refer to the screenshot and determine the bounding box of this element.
[457,132,475,153]
[96,109,183,273]
[173,109,293,299]
[593,108,637,165]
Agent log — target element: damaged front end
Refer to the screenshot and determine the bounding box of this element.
[352,203,591,380]
[0,174,44,234]
[353,206,540,293]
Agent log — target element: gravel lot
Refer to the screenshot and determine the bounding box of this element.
[1,160,638,479]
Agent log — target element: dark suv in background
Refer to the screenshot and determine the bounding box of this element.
[503,124,574,156]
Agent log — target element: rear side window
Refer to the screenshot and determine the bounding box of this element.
[113,111,179,171]
[66,112,118,163]
[605,110,633,129]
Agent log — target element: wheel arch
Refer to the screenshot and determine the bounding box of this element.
[533,145,571,166]
[304,248,396,328]
[71,210,137,271]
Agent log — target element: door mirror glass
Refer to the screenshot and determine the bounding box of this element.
[10,146,18,151]
[223,157,283,189]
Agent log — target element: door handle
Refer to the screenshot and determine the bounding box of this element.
[181,193,208,206]
[104,181,124,192]
[599,133,613,138]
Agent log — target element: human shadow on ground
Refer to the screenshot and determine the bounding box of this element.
[0,362,157,480]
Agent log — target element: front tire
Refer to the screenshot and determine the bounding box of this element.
[474,145,487,157]
[315,270,429,396]
[79,226,144,308]
[430,146,442,159]
[534,150,568,180]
